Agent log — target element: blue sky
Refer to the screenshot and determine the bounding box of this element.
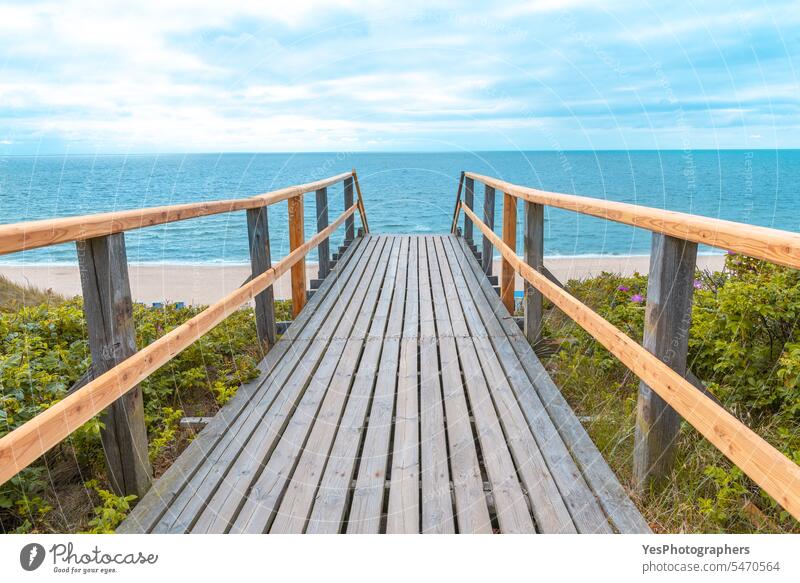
[1,0,799,154]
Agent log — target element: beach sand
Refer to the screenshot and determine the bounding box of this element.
[0,254,725,306]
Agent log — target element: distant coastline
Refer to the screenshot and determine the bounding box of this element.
[0,254,726,305]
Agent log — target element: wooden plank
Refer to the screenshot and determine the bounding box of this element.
[464,177,475,244]
[315,187,331,279]
[118,236,370,533]
[152,235,380,533]
[436,239,576,533]
[523,201,544,343]
[346,238,409,533]
[634,234,698,491]
[305,242,405,533]
[236,237,401,533]
[423,237,492,533]
[268,240,401,533]
[463,203,800,522]
[481,185,495,275]
[452,234,650,533]
[386,237,420,533]
[344,176,355,241]
[189,237,392,533]
[416,238,456,533]
[427,237,533,533]
[465,171,800,271]
[0,172,353,256]
[444,238,611,533]
[247,206,277,350]
[76,233,152,498]
[500,192,517,313]
[288,195,307,317]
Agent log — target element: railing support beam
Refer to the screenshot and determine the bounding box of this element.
[76,233,152,498]
[481,185,495,275]
[464,177,475,244]
[344,176,355,241]
[246,207,277,351]
[315,187,331,279]
[500,192,517,313]
[633,233,698,492]
[288,195,307,317]
[524,201,544,343]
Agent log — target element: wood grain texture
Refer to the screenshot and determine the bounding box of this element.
[0,172,353,257]
[352,169,370,234]
[288,195,307,317]
[344,176,355,241]
[523,201,544,344]
[121,234,647,533]
[0,203,359,488]
[451,234,648,533]
[315,187,331,279]
[466,172,800,270]
[634,234,698,491]
[463,176,475,244]
[482,184,495,275]
[77,233,152,497]
[449,171,465,234]
[500,192,517,313]
[247,206,277,350]
[463,203,800,522]
[118,237,371,533]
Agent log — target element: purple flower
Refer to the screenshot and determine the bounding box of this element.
[617,285,630,292]
[630,294,643,303]
[693,279,703,290]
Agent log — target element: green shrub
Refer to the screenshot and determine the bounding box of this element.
[81,480,137,534]
[545,255,800,533]
[0,298,267,532]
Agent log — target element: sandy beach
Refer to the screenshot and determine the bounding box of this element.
[0,254,725,306]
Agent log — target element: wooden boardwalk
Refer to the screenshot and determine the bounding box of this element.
[119,234,649,534]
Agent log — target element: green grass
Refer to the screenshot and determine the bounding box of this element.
[0,275,63,310]
[541,259,800,533]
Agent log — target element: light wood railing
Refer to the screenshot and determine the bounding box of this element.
[0,170,369,497]
[452,171,800,521]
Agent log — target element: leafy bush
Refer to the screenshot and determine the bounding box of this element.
[0,297,270,533]
[81,480,137,534]
[545,254,800,533]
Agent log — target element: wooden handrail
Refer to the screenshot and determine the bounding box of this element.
[461,202,800,521]
[0,171,353,256]
[462,172,800,270]
[352,169,371,234]
[0,202,360,487]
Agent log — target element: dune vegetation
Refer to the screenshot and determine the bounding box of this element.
[543,253,800,533]
[0,254,798,533]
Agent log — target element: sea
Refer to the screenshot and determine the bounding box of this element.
[1,150,798,264]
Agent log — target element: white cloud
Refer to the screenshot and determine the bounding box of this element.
[1,0,798,151]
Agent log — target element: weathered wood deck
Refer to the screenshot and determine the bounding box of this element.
[119,234,649,534]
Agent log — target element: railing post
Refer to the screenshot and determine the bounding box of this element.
[344,176,355,241]
[524,201,544,343]
[288,195,307,317]
[315,187,331,279]
[464,177,474,244]
[482,184,495,275]
[500,192,517,313]
[246,206,277,351]
[76,233,152,498]
[633,233,698,492]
